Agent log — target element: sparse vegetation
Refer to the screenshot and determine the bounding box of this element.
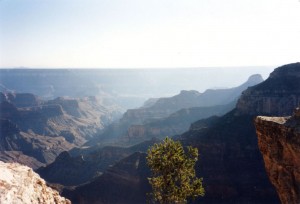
[146,137,205,203]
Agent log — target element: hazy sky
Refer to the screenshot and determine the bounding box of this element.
[0,0,299,68]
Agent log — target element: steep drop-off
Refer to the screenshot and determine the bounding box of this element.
[255,108,300,204]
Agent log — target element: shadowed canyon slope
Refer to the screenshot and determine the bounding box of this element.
[62,152,151,204]
[37,138,159,186]
[255,108,300,204]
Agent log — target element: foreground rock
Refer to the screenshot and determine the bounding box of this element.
[0,161,70,204]
[255,108,300,204]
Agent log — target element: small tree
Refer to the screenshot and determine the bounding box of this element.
[146,137,205,204]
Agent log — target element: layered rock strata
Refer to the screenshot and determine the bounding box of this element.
[255,108,300,204]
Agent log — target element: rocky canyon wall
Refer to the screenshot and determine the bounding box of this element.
[255,108,300,204]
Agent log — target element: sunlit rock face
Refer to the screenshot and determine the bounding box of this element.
[0,161,70,204]
[255,108,300,204]
[236,63,300,116]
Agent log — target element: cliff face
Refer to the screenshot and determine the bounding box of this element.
[255,108,300,204]
[0,161,70,204]
[236,63,300,116]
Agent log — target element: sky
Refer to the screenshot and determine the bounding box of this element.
[0,0,299,68]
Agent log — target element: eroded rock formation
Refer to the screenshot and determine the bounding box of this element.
[0,161,70,204]
[255,108,300,204]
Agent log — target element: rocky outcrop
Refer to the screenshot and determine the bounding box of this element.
[255,108,300,204]
[0,161,70,204]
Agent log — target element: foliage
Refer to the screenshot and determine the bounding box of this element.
[146,137,205,203]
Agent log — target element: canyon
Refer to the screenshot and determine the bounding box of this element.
[64,63,300,203]
[1,64,300,203]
